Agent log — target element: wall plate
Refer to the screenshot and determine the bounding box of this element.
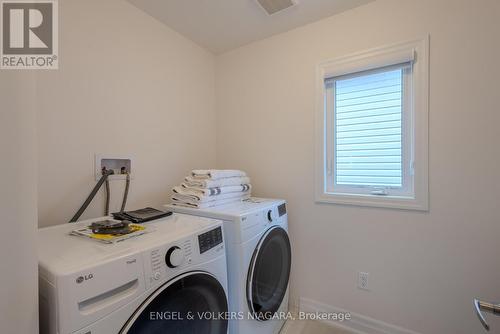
[94,154,134,181]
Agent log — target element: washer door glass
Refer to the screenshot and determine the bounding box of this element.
[122,272,228,334]
[247,226,291,321]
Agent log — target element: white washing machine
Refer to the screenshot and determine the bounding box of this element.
[165,198,291,334]
[38,214,228,334]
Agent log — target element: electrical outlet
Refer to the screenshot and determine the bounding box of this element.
[358,272,369,291]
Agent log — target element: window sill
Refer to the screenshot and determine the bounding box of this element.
[315,191,428,211]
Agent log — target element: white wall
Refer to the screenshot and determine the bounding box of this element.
[36,0,217,227]
[216,0,500,333]
[0,72,38,333]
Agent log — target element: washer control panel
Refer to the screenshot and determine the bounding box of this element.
[149,248,163,280]
[146,238,192,288]
[198,227,223,254]
[142,222,224,291]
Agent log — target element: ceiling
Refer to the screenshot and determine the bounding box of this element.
[126,0,375,54]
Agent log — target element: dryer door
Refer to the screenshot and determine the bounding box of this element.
[247,226,291,321]
[121,271,228,334]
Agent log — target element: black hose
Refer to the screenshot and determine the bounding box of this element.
[69,169,114,223]
[120,173,130,212]
[105,179,110,215]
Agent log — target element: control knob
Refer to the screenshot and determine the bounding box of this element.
[165,246,185,268]
[267,209,277,223]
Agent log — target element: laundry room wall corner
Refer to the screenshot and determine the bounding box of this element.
[36,0,217,227]
[0,72,39,334]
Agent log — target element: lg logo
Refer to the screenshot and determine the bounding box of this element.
[1,0,58,69]
[76,274,94,284]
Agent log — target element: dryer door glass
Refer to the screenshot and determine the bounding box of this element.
[122,272,228,334]
[247,226,291,321]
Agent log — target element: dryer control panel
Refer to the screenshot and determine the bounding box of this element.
[233,201,288,244]
[278,203,287,216]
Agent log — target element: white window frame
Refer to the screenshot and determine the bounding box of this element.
[326,63,412,196]
[315,37,429,210]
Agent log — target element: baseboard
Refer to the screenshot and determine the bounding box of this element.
[299,297,422,334]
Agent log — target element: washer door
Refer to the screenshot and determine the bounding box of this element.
[247,226,291,321]
[121,271,228,334]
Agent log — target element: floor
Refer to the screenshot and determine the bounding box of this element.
[281,319,356,334]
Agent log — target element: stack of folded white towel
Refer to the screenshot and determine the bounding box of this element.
[171,169,252,209]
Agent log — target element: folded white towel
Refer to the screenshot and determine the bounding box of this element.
[184,176,251,188]
[172,190,250,204]
[191,169,246,180]
[173,184,251,198]
[171,194,250,209]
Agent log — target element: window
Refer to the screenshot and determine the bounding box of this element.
[326,64,411,196]
[315,38,429,210]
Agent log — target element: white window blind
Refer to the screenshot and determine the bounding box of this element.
[323,48,415,78]
[325,63,412,193]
